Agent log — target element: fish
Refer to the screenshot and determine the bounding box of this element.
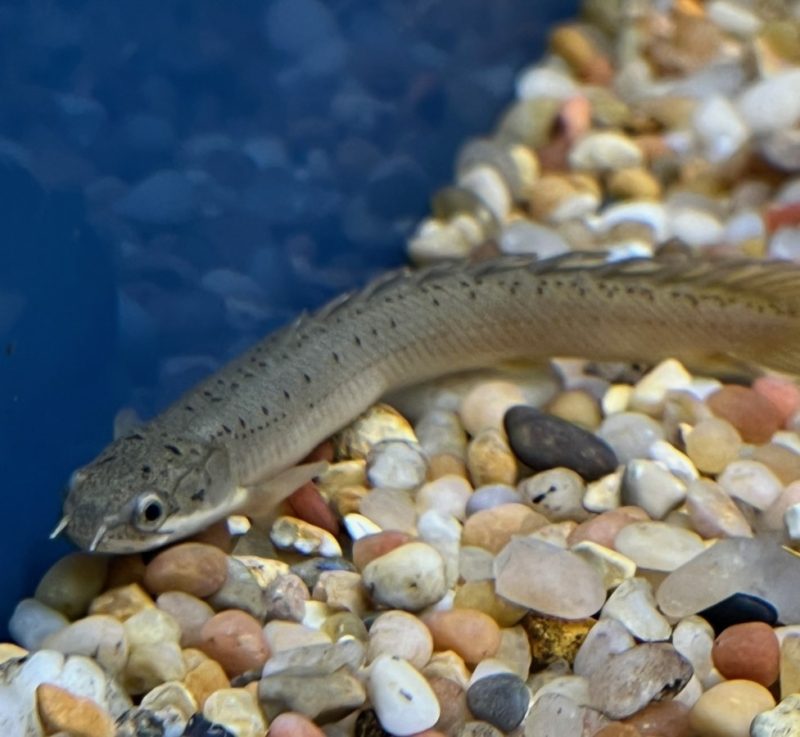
[59,250,800,553]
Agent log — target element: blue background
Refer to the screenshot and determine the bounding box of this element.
[0,0,577,636]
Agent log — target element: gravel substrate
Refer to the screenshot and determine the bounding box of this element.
[7,0,800,736]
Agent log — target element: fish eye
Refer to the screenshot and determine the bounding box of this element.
[133,492,167,531]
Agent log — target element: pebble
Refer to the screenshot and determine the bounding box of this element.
[685,479,753,539]
[289,557,350,593]
[648,440,698,485]
[270,516,342,557]
[462,503,547,554]
[751,694,800,737]
[522,614,595,670]
[711,622,780,687]
[366,440,428,490]
[140,681,198,719]
[518,467,588,522]
[717,460,784,511]
[352,531,413,570]
[460,381,526,435]
[416,476,472,521]
[572,541,636,590]
[699,593,779,634]
[622,460,687,520]
[359,488,417,534]
[123,640,185,695]
[415,409,467,460]
[157,592,216,648]
[780,634,800,697]
[143,543,229,598]
[689,679,775,737]
[367,655,440,736]
[42,615,129,675]
[36,682,116,737]
[736,69,800,135]
[9,598,70,651]
[504,406,618,481]
[89,583,154,621]
[333,404,417,460]
[525,693,608,737]
[494,537,606,619]
[583,469,624,513]
[707,385,782,444]
[423,608,501,666]
[466,428,518,486]
[466,673,529,732]
[198,610,270,677]
[262,638,364,678]
[684,417,742,475]
[202,688,266,737]
[546,389,602,430]
[568,506,650,548]
[34,553,109,619]
[672,616,716,687]
[184,658,231,708]
[361,542,447,611]
[263,621,330,654]
[366,610,433,670]
[614,522,705,572]
[267,712,326,737]
[588,643,693,720]
[597,412,665,464]
[287,482,340,536]
[602,578,672,642]
[258,670,365,721]
[630,359,692,414]
[454,580,526,627]
[569,131,643,172]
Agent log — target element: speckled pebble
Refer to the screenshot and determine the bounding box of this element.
[689,679,775,737]
[262,573,309,623]
[518,467,588,522]
[143,543,228,598]
[89,583,154,621]
[466,673,529,732]
[367,655,440,736]
[333,403,417,460]
[362,542,447,611]
[522,614,595,670]
[504,406,617,481]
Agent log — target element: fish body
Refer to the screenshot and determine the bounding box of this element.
[62,252,800,552]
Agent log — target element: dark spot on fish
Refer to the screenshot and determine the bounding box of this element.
[231,382,240,390]
[261,406,270,416]
[128,433,145,441]
[141,465,151,474]
[191,488,206,502]
[96,454,117,466]
[259,361,267,368]
[184,405,194,412]
[469,290,476,300]
[216,379,224,385]
[354,335,362,347]
[303,373,311,383]
[243,371,254,379]
[432,298,440,306]
[283,389,290,400]
[332,351,340,363]
[390,318,397,328]
[239,417,247,429]
[222,424,232,434]
[164,444,182,456]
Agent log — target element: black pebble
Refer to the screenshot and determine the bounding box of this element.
[504,405,618,481]
[466,673,530,733]
[182,715,235,737]
[699,592,779,635]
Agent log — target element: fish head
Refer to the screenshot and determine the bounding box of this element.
[61,433,242,553]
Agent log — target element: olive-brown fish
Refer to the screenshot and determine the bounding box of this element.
[59,251,800,552]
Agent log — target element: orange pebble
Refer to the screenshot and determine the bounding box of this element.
[198,610,270,677]
[423,608,501,665]
[712,622,780,687]
[707,385,782,444]
[352,530,412,570]
[287,482,340,535]
[268,712,326,737]
[143,543,228,598]
[753,375,800,425]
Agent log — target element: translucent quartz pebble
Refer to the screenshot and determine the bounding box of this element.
[614,522,705,572]
[657,535,800,623]
[494,537,606,619]
[597,412,665,464]
[686,479,753,539]
[717,460,784,511]
[685,417,742,475]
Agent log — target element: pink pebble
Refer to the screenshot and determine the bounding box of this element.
[567,506,650,549]
[268,712,325,737]
[753,376,800,425]
[286,482,340,536]
[562,95,592,142]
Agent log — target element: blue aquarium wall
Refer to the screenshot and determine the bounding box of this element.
[0,0,577,633]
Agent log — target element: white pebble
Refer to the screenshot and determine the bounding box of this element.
[362,543,447,611]
[615,522,705,572]
[693,94,750,163]
[458,165,511,221]
[601,577,672,642]
[8,599,69,651]
[597,201,668,242]
[707,0,762,36]
[648,441,698,484]
[737,69,800,135]
[572,541,636,590]
[515,66,577,100]
[343,513,382,540]
[622,460,687,520]
[631,359,692,413]
[667,206,725,248]
[368,655,440,736]
[717,460,784,510]
[583,468,623,513]
[672,616,715,688]
[569,132,643,172]
[366,440,428,491]
[416,475,472,521]
[499,219,570,258]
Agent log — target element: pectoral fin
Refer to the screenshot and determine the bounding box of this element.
[240,460,329,523]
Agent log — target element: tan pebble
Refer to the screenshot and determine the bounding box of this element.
[752,443,800,484]
[321,611,369,643]
[428,453,468,480]
[453,580,527,627]
[263,620,331,653]
[270,516,342,557]
[333,403,416,460]
[140,680,198,718]
[143,543,228,598]
[264,573,309,622]
[459,381,526,436]
[312,570,368,618]
[550,25,613,84]
[753,375,800,425]
[352,530,413,570]
[189,519,235,553]
[685,417,742,475]
[462,503,547,554]
[203,688,266,737]
[607,168,662,201]
[286,482,340,536]
[124,607,181,646]
[199,610,270,677]
[35,553,109,619]
[521,614,595,669]
[780,635,800,698]
[622,700,691,736]
[707,385,782,444]
[104,555,146,589]
[0,642,28,664]
[124,641,186,695]
[367,610,434,669]
[316,459,367,494]
[427,676,467,735]
[423,608,501,665]
[594,725,641,737]
[689,679,775,737]
[362,542,447,611]
[89,583,154,621]
[712,622,780,687]
[42,615,128,675]
[567,506,650,548]
[184,658,231,708]
[182,647,210,670]
[156,591,215,648]
[36,683,115,737]
[546,389,602,430]
[466,428,517,487]
[267,712,326,737]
